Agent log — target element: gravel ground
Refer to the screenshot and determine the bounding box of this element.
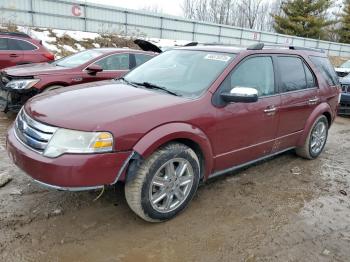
[0,112,349,262]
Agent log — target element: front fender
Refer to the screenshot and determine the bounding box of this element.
[133,122,214,179]
[297,102,332,147]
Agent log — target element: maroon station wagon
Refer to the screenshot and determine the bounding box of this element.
[6,43,340,222]
[0,47,156,112]
[0,32,55,69]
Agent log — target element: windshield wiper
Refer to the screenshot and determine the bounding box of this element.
[117,77,139,88]
[133,82,181,96]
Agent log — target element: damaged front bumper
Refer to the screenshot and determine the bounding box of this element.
[0,86,38,113]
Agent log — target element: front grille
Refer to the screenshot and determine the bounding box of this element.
[337,71,349,78]
[15,109,57,154]
[341,84,350,93]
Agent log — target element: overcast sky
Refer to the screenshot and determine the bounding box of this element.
[85,0,184,16]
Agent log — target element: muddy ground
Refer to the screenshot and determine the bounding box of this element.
[0,113,349,262]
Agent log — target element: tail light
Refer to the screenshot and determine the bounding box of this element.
[43,52,55,61]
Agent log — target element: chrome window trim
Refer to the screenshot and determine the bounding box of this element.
[0,37,39,51]
[278,87,318,95]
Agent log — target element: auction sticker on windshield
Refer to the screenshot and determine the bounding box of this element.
[204,54,231,62]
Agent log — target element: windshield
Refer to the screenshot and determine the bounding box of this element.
[53,50,103,68]
[340,60,350,68]
[124,50,236,98]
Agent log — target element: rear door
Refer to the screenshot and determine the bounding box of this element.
[14,39,39,63]
[0,37,23,69]
[274,55,319,151]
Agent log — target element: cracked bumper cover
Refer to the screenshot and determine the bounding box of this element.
[0,87,38,113]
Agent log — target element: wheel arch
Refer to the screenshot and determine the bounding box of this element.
[297,102,332,147]
[40,82,69,92]
[131,122,214,180]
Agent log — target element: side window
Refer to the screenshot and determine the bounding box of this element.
[135,54,152,66]
[278,56,307,92]
[0,38,8,50]
[94,54,129,70]
[16,40,37,50]
[304,63,316,88]
[7,39,22,50]
[227,56,275,96]
[309,56,339,86]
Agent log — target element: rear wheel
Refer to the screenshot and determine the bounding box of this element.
[296,115,328,159]
[125,143,200,222]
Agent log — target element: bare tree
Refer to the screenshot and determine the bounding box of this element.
[182,0,282,32]
[140,4,163,14]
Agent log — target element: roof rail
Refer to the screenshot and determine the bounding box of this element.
[247,42,324,53]
[247,43,265,50]
[289,46,325,53]
[0,32,31,38]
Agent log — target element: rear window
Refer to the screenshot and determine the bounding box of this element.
[15,39,37,50]
[309,56,339,86]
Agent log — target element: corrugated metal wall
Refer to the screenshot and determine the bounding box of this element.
[1,0,350,57]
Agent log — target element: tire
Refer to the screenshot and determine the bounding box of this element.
[296,115,328,159]
[125,143,200,222]
[42,85,63,93]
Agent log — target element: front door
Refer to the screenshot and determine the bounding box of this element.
[82,53,130,83]
[213,55,281,172]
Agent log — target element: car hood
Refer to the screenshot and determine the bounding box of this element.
[3,63,70,77]
[25,80,187,131]
[335,67,350,73]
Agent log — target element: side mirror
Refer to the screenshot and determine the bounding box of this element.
[86,64,103,74]
[221,87,258,103]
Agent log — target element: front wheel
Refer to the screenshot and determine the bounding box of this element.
[125,143,200,222]
[296,115,328,159]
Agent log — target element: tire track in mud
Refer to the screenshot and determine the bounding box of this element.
[0,114,349,262]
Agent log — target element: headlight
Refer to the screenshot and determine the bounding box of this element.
[44,129,114,158]
[6,79,40,90]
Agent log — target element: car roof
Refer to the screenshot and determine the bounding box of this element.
[0,32,31,39]
[174,44,327,57]
[92,48,155,55]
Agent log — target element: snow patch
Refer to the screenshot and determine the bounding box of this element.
[53,29,100,41]
[75,43,85,51]
[62,44,76,53]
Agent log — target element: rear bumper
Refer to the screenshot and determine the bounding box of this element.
[339,93,350,115]
[6,125,132,190]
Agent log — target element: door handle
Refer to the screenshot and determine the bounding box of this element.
[264,106,276,114]
[9,54,19,58]
[308,97,319,105]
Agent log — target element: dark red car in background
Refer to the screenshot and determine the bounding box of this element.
[0,47,156,112]
[0,32,54,69]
